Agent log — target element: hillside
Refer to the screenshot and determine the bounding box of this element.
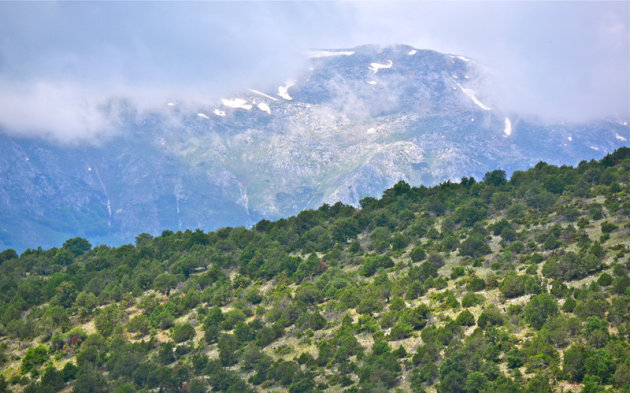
[2,45,628,251]
[0,148,629,393]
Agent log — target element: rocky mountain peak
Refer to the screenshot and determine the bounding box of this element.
[0,45,627,251]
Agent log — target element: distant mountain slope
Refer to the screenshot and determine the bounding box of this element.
[0,44,628,250]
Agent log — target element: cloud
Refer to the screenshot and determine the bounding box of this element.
[0,82,119,144]
[0,1,628,143]
[346,2,630,123]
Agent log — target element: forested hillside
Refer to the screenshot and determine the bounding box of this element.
[1,148,629,393]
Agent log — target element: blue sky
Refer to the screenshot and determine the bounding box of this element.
[0,1,628,142]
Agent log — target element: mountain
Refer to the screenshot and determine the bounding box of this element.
[0,44,628,251]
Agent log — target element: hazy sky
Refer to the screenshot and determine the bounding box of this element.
[0,1,628,142]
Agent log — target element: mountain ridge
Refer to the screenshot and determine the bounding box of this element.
[0,44,628,251]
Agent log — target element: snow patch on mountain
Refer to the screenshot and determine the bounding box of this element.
[616,133,627,142]
[197,113,209,119]
[278,82,295,100]
[408,49,417,55]
[249,89,279,102]
[222,98,253,110]
[456,83,492,111]
[257,102,271,114]
[504,117,512,136]
[213,109,226,117]
[450,55,471,63]
[369,60,393,73]
[309,50,355,58]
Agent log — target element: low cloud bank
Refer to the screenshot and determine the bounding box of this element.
[0,2,627,143]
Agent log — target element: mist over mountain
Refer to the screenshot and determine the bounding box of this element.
[1,45,628,251]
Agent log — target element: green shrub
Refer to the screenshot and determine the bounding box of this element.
[389,322,413,340]
[477,306,503,328]
[601,221,617,233]
[562,297,576,312]
[525,293,558,329]
[360,256,394,277]
[409,246,426,262]
[467,277,486,292]
[500,274,527,298]
[172,323,196,343]
[542,251,602,281]
[461,292,484,308]
[450,266,465,279]
[21,345,49,375]
[460,233,491,257]
[455,310,475,326]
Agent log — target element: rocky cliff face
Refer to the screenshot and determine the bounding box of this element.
[1,44,627,250]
